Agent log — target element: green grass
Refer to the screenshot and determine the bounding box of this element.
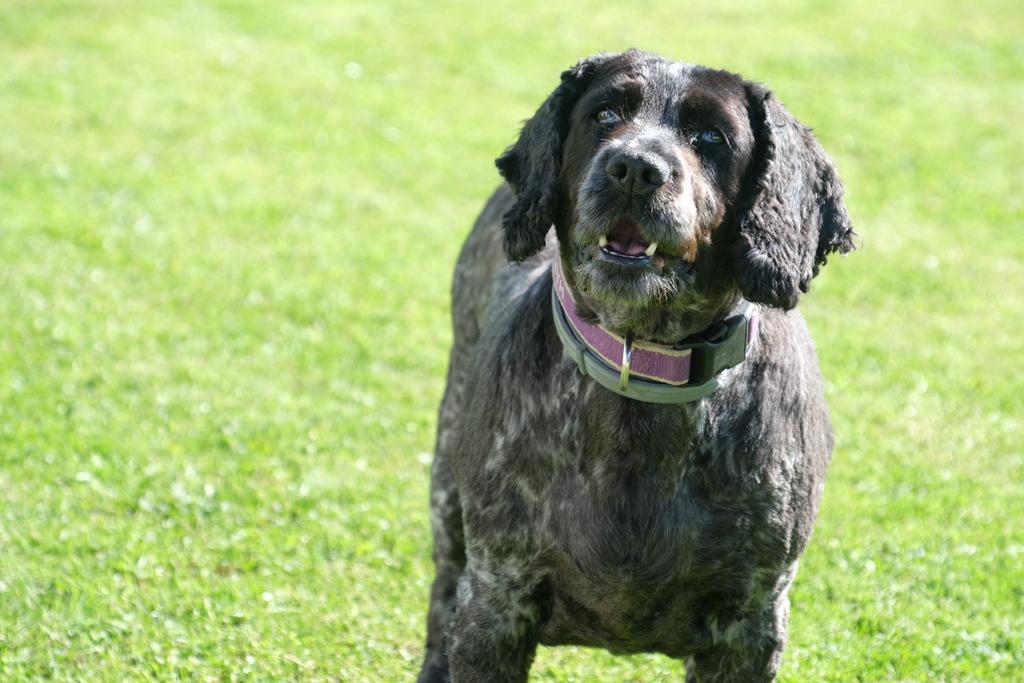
[1,0,1021,680]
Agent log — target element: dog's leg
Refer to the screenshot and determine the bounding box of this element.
[446,561,545,683]
[683,588,791,683]
[418,377,468,683]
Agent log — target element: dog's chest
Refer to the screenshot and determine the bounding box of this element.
[503,385,776,651]
[507,379,758,572]
[536,463,765,652]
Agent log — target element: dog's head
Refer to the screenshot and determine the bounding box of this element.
[497,50,855,339]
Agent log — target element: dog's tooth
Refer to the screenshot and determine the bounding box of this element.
[644,242,658,257]
[599,235,608,247]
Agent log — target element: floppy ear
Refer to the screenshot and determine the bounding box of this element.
[495,56,608,262]
[736,84,856,309]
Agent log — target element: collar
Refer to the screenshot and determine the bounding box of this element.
[550,258,758,404]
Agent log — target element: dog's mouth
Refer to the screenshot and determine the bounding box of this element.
[598,217,658,267]
[588,215,700,270]
[572,211,702,309]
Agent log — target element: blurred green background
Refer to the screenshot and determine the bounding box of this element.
[1,1,1022,680]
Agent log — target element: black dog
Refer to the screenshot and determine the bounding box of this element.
[418,50,855,682]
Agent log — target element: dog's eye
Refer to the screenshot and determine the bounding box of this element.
[699,129,726,144]
[594,109,621,126]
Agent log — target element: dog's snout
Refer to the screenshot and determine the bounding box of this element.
[605,150,670,197]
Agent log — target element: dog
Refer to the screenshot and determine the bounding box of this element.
[418,49,855,682]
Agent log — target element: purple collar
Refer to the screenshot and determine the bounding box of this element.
[550,258,758,403]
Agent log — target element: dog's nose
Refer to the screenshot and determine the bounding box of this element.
[605,151,669,197]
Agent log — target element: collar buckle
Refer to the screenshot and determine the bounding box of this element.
[685,311,751,385]
[619,334,634,390]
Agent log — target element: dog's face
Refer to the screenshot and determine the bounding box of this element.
[562,60,757,326]
[497,51,855,337]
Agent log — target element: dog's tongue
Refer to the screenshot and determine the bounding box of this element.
[606,217,650,256]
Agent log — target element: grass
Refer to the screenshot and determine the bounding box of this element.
[1,0,1021,680]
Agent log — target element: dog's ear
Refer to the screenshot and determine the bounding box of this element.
[495,56,607,262]
[736,84,856,309]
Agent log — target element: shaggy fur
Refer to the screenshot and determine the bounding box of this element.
[417,50,855,682]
